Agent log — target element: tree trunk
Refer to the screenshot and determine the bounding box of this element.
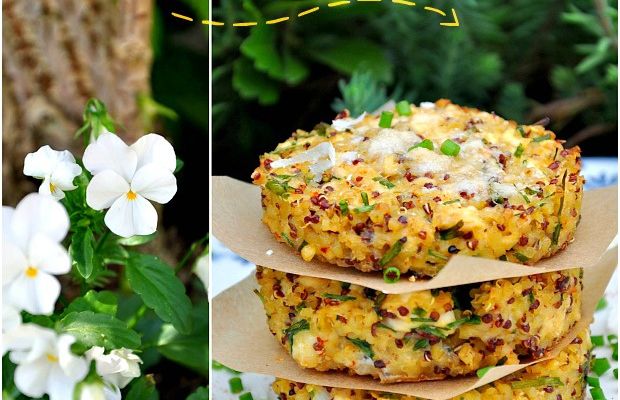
[2,0,153,205]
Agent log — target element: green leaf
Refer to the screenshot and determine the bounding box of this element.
[63,290,118,317]
[126,376,159,400]
[240,26,309,85]
[156,303,209,376]
[57,311,140,350]
[306,37,393,83]
[186,387,209,400]
[118,233,157,247]
[232,58,279,105]
[126,253,193,335]
[71,227,96,279]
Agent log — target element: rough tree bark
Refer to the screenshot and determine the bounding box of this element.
[2,0,153,205]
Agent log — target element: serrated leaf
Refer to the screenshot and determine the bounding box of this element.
[232,58,280,105]
[71,227,95,279]
[117,233,157,247]
[126,253,193,335]
[126,376,159,400]
[57,311,140,350]
[63,290,118,317]
[306,37,393,83]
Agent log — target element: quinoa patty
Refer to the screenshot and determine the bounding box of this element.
[252,100,584,277]
[272,330,591,400]
[256,267,582,382]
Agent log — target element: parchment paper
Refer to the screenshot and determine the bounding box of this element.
[213,176,617,294]
[212,246,617,400]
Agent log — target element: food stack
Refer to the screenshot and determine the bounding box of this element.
[213,100,617,400]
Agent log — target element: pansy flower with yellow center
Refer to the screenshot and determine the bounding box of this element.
[83,133,177,238]
[2,193,71,315]
[23,145,82,200]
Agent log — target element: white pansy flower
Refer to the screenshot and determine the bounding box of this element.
[85,346,142,389]
[23,145,82,200]
[83,133,177,238]
[4,324,88,400]
[78,380,122,400]
[3,300,21,333]
[2,194,70,315]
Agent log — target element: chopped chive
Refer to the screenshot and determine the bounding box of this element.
[519,191,530,204]
[281,232,295,247]
[514,143,525,158]
[379,111,394,128]
[376,322,396,332]
[446,315,481,329]
[532,133,551,142]
[339,200,349,216]
[614,368,618,379]
[229,377,244,394]
[396,100,412,116]
[283,319,310,352]
[347,337,374,358]
[383,266,401,283]
[416,325,447,339]
[587,376,601,388]
[517,126,527,137]
[413,307,426,317]
[253,289,266,304]
[612,343,618,360]
[414,339,429,349]
[591,357,611,376]
[514,252,529,263]
[590,387,606,400]
[596,298,607,311]
[297,240,308,252]
[440,139,460,156]
[408,139,434,152]
[265,179,291,198]
[323,293,356,301]
[428,249,448,261]
[411,317,435,323]
[499,255,508,261]
[511,377,563,389]
[361,192,369,205]
[239,393,254,400]
[476,366,493,378]
[551,223,562,246]
[592,335,605,347]
[439,220,464,240]
[373,176,395,189]
[443,199,460,205]
[380,241,404,266]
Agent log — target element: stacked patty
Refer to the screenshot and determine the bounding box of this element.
[256,267,582,382]
[252,100,584,277]
[272,329,591,400]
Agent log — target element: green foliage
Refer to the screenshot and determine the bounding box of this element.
[208,0,617,169]
[155,302,209,376]
[57,311,141,350]
[186,387,209,400]
[62,290,118,317]
[126,253,194,335]
[126,376,160,400]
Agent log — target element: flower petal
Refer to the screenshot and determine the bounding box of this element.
[3,323,55,358]
[86,170,130,210]
[57,334,89,380]
[6,271,61,315]
[51,161,82,191]
[104,194,157,238]
[83,133,137,181]
[9,193,69,250]
[47,363,84,400]
[131,164,177,204]
[39,177,65,200]
[131,134,176,172]
[3,301,22,333]
[3,206,14,240]
[28,234,71,275]
[14,357,51,398]
[2,239,27,283]
[23,145,57,179]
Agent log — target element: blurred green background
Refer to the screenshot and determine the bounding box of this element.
[155,0,617,183]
